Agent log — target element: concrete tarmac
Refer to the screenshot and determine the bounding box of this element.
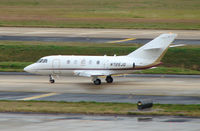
[0,74,200,104]
[0,27,200,39]
[1,91,200,104]
[0,74,200,130]
[0,27,200,45]
[0,35,199,45]
[0,113,200,131]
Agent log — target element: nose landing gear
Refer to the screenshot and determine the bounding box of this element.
[49,75,55,83]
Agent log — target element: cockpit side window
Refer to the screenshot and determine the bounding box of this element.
[37,59,43,63]
[36,59,48,63]
[43,59,48,63]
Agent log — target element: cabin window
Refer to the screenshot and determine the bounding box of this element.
[96,60,100,65]
[81,59,86,65]
[89,60,92,64]
[74,60,77,64]
[67,60,70,64]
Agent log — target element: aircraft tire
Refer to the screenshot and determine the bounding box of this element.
[50,79,55,83]
[106,76,113,83]
[94,79,101,85]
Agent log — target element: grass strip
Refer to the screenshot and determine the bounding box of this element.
[0,0,200,29]
[1,21,200,30]
[139,67,200,75]
[0,100,200,117]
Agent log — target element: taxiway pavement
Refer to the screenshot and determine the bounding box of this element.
[0,27,200,45]
[1,27,200,39]
[0,35,199,45]
[0,74,200,104]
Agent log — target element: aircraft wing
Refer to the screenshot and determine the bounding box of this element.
[74,70,112,77]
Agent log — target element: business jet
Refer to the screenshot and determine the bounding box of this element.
[24,33,177,85]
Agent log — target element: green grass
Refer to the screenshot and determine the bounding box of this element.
[0,100,200,117]
[0,41,200,73]
[1,20,200,30]
[139,67,200,75]
[0,62,32,72]
[0,0,200,29]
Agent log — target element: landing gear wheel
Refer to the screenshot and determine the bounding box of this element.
[49,75,55,84]
[93,79,101,85]
[50,79,55,83]
[106,76,113,83]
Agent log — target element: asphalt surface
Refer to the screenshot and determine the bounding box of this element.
[0,74,200,104]
[1,113,200,131]
[0,35,200,45]
[0,27,200,45]
[1,27,200,39]
[0,91,200,104]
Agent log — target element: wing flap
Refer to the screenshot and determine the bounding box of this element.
[74,70,112,77]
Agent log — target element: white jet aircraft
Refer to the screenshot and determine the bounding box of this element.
[24,33,177,85]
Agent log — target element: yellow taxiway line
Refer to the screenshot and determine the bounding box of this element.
[108,38,136,43]
[18,93,58,101]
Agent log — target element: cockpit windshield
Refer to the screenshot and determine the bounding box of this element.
[36,59,48,63]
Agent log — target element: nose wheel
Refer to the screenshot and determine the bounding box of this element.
[49,75,55,83]
[106,76,113,83]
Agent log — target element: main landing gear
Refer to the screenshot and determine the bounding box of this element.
[49,75,55,83]
[106,75,113,83]
[92,76,113,85]
[93,78,101,85]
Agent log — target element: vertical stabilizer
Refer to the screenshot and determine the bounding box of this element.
[127,33,177,64]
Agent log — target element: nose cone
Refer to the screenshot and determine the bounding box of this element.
[24,65,31,73]
[24,64,39,74]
